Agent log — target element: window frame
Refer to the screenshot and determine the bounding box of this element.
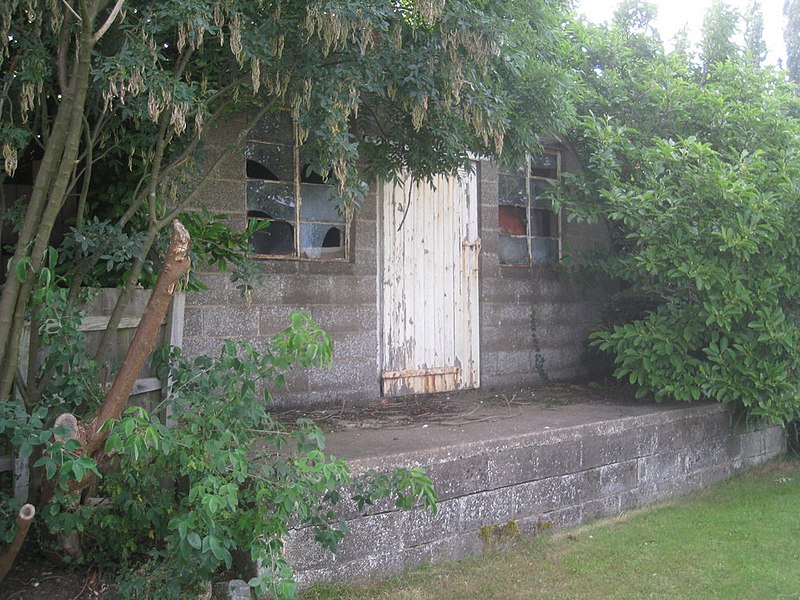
[245,121,351,262]
[497,149,562,267]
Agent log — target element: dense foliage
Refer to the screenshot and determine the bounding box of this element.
[555,3,800,423]
[1,298,437,597]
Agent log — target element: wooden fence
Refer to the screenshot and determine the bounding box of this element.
[1,289,185,503]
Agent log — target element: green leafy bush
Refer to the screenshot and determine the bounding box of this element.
[41,314,437,598]
[556,13,800,423]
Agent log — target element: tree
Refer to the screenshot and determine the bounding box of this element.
[701,1,741,71]
[744,1,767,67]
[785,0,800,82]
[557,3,800,424]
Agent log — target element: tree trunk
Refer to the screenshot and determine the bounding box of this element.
[0,504,35,584]
[40,220,190,517]
[85,220,191,454]
[69,220,190,460]
[0,14,98,401]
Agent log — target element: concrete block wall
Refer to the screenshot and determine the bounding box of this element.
[182,114,381,406]
[285,403,786,586]
[184,114,615,406]
[477,159,614,388]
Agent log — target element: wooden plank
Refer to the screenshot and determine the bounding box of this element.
[130,377,162,396]
[79,315,143,332]
[382,365,460,379]
[165,293,185,427]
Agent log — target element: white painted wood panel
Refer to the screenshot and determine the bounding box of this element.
[379,167,480,396]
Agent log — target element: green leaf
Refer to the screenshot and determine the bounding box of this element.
[187,532,202,549]
[208,534,225,560]
[15,258,29,283]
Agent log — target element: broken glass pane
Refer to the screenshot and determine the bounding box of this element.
[245,142,293,181]
[249,217,295,256]
[498,205,527,235]
[531,152,558,170]
[531,236,558,264]
[300,223,345,259]
[531,152,559,180]
[499,173,527,206]
[247,181,296,221]
[531,179,554,210]
[531,208,558,238]
[249,112,294,144]
[300,183,345,222]
[498,234,530,265]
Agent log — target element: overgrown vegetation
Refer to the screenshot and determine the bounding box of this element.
[554,1,800,424]
[3,0,800,594]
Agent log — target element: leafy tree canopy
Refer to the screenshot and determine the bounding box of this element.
[557,2,800,424]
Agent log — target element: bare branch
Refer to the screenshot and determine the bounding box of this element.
[62,0,82,22]
[92,0,125,43]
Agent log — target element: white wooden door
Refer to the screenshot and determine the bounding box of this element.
[379,167,480,396]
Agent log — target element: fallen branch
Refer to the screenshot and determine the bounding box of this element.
[0,504,36,584]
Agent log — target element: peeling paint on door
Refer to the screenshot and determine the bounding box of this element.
[379,166,480,396]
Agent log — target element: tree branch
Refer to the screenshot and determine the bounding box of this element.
[0,504,36,584]
[92,0,125,43]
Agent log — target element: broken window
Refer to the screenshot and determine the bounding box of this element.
[246,115,349,260]
[498,150,561,266]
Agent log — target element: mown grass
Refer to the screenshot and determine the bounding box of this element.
[302,459,800,600]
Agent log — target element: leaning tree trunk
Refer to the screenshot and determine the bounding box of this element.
[37,221,190,560]
[52,219,191,465]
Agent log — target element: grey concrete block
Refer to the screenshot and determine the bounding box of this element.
[184,306,204,337]
[580,431,641,470]
[192,179,246,212]
[333,511,406,563]
[306,360,376,390]
[330,330,378,360]
[403,499,461,546]
[329,276,377,305]
[299,260,357,277]
[302,305,377,335]
[426,530,485,563]
[202,306,260,337]
[458,487,515,532]
[284,527,336,570]
[426,455,490,500]
[765,425,787,456]
[580,494,622,522]
[597,460,639,496]
[280,276,334,305]
[511,475,578,517]
[481,325,534,353]
[180,335,226,361]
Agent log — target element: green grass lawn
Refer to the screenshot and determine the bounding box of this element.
[302,459,800,600]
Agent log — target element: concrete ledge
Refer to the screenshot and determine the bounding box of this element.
[284,402,785,586]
